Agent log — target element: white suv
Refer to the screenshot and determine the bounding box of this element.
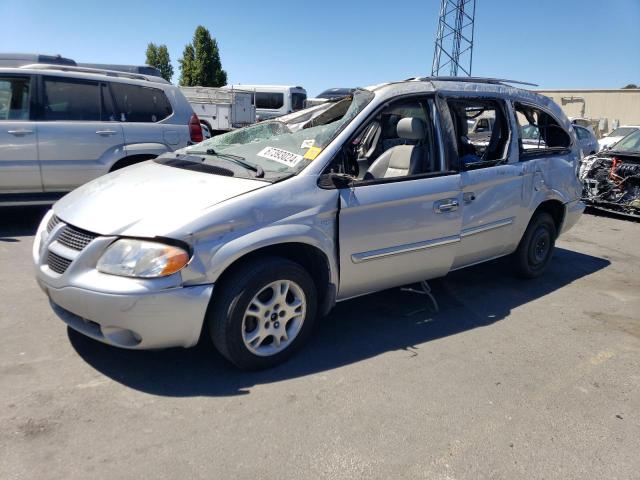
[0,64,202,204]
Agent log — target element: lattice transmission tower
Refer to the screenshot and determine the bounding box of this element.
[431,0,477,77]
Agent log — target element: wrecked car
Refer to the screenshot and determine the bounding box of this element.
[580,129,640,218]
[33,77,584,370]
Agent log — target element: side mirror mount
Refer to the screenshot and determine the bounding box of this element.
[318,172,353,189]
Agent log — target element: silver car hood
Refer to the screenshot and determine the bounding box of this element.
[53,161,268,236]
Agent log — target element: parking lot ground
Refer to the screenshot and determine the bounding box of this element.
[1,207,639,480]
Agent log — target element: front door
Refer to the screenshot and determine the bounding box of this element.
[0,74,41,193]
[338,174,462,299]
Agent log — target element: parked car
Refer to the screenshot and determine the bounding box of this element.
[573,124,598,156]
[580,129,640,218]
[226,84,306,120]
[33,77,584,370]
[598,125,640,151]
[0,52,75,68]
[0,64,201,205]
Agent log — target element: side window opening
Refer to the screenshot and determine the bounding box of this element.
[447,98,510,170]
[514,103,571,157]
[325,97,439,183]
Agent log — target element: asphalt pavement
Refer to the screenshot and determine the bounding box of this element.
[1,207,638,479]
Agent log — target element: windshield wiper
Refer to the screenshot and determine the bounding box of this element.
[190,148,265,178]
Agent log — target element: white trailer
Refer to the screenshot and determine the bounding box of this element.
[180,86,255,136]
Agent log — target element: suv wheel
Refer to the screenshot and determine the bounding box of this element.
[207,257,317,370]
[513,212,557,278]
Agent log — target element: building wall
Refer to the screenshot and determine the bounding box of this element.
[537,89,640,134]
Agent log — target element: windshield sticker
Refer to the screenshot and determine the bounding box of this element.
[257,147,304,167]
[301,139,315,149]
[303,146,322,160]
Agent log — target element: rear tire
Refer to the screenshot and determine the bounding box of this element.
[207,257,317,370]
[513,212,557,279]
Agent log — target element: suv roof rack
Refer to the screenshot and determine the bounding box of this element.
[18,63,170,84]
[405,76,538,87]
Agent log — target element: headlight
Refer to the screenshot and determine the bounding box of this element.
[97,239,189,278]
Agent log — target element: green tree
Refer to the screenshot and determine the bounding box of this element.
[179,26,227,87]
[178,44,195,86]
[145,42,174,82]
[622,83,638,89]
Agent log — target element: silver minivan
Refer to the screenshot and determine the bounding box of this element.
[0,64,200,204]
[33,78,584,370]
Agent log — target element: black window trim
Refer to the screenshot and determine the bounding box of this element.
[319,93,452,189]
[0,73,37,122]
[512,100,573,160]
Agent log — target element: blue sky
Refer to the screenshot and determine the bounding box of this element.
[1,0,638,95]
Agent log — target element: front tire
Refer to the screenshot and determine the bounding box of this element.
[207,257,317,370]
[513,212,557,278]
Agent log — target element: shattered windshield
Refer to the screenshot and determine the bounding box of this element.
[611,130,640,153]
[185,90,374,179]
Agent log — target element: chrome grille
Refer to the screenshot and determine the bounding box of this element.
[57,225,98,251]
[46,214,61,233]
[47,251,72,274]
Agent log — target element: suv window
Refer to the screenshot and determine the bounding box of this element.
[291,92,306,111]
[42,77,101,121]
[447,98,510,170]
[255,92,284,110]
[0,76,30,120]
[514,103,571,156]
[109,83,172,122]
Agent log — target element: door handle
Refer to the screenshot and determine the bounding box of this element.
[95,130,117,136]
[7,129,34,136]
[434,199,459,213]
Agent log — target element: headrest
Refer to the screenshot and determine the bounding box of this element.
[397,117,426,140]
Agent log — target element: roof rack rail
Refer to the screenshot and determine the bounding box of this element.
[405,76,538,87]
[18,64,170,84]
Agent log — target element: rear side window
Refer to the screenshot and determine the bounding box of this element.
[42,77,100,121]
[514,103,571,156]
[109,83,173,122]
[255,92,284,110]
[447,98,510,170]
[0,76,31,120]
[291,92,306,111]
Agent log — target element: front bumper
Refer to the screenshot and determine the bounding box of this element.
[33,210,214,349]
[43,283,213,349]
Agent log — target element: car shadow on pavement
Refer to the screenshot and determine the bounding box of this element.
[0,206,49,240]
[68,247,610,397]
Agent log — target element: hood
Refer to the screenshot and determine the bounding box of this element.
[53,160,268,236]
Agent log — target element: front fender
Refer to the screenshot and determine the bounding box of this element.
[180,219,338,289]
[208,223,338,285]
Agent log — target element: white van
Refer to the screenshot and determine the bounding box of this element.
[226,85,306,121]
